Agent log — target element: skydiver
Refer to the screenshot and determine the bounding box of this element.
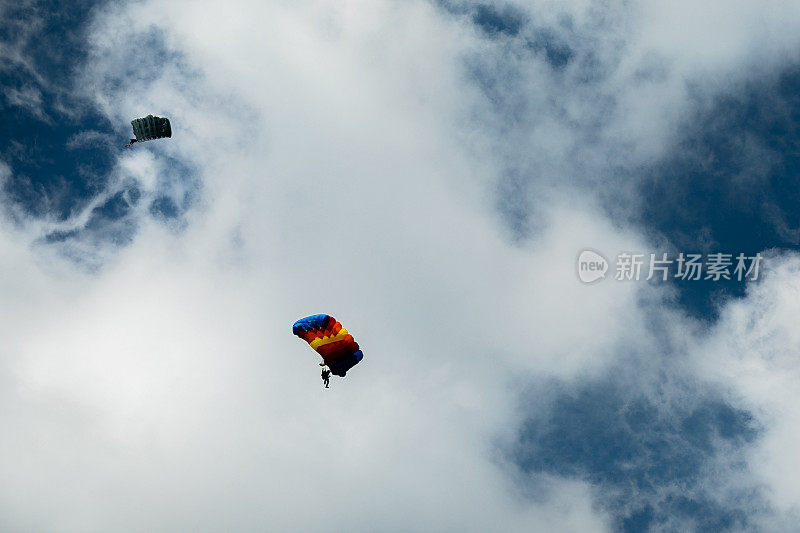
[125,138,138,147]
[321,368,331,388]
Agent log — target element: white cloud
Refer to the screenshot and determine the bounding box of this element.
[4,0,800,530]
[693,252,800,520]
[4,85,49,121]
[0,1,621,530]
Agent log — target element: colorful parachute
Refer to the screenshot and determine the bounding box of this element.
[292,314,363,377]
[127,115,172,146]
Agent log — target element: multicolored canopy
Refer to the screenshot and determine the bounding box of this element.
[292,314,363,377]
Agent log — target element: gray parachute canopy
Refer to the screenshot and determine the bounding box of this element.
[130,115,172,142]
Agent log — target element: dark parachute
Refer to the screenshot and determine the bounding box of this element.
[293,314,364,377]
[126,115,172,147]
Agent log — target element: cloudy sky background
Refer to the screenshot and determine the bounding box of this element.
[3,0,800,530]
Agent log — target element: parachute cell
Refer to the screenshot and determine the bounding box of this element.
[130,114,172,142]
[292,314,363,377]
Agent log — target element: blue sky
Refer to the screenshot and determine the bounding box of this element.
[3,1,800,531]
[1,0,114,220]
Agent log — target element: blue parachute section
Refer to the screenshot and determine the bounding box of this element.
[292,314,333,335]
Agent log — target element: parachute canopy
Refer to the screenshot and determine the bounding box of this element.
[292,314,363,377]
[130,114,172,142]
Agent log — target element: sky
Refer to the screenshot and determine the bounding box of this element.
[2,0,800,531]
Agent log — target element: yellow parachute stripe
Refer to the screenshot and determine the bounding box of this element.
[309,328,349,349]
